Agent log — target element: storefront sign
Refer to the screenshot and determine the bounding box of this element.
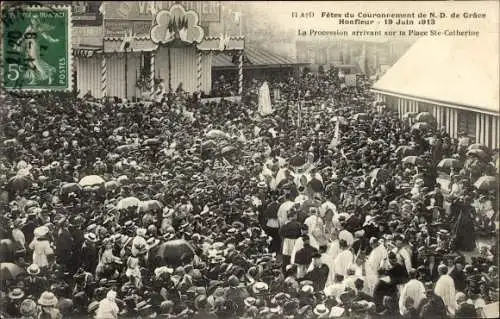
[103,1,220,22]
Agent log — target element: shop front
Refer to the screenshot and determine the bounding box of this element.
[73,1,244,100]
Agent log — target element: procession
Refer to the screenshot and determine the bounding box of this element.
[1,1,499,319]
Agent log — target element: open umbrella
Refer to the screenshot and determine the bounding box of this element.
[104,181,121,192]
[474,175,497,191]
[289,155,306,167]
[60,183,82,195]
[369,168,390,181]
[402,156,424,165]
[151,239,196,268]
[201,140,217,149]
[117,197,140,210]
[437,158,462,169]
[115,144,138,153]
[415,112,434,123]
[353,113,369,121]
[8,175,32,191]
[467,149,489,161]
[395,145,414,157]
[307,178,323,193]
[142,138,161,147]
[0,262,24,280]
[79,175,105,187]
[139,200,163,213]
[411,122,432,131]
[221,145,238,156]
[106,153,121,162]
[468,143,489,152]
[402,112,418,119]
[330,116,348,125]
[206,129,230,139]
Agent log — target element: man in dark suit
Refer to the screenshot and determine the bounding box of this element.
[303,251,329,291]
[448,256,467,292]
[455,292,478,318]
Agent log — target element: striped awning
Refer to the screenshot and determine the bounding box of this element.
[73,46,103,57]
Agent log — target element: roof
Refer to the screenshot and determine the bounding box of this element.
[213,46,305,69]
[372,34,499,114]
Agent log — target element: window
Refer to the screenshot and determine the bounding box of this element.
[457,110,476,137]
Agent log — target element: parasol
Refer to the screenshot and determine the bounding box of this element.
[139,200,163,213]
[7,175,32,191]
[330,116,348,125]
[289,155,306,167]
[307,178,323,193]
[152,239,196,267]
[221,145,238,156]
[116,197,140,210]
[106,153,121,162]
[142,138,161,146]
[369,168,390,181]
[395,145,414,157]
[411,122,432,131]
[402,156,424,165]
[206,129,230,139]
[437,158,462,169]
[201,140,217,149]
[402,112,418,119]
[115,144,138,153]
[104,181,121,192]
[60,182,81,194]
[0,262,25,280]
[415,112,434,123]
[467,149,489,161]
[78,175,105,187]
[474,175,497,191]
[467,143,489,152]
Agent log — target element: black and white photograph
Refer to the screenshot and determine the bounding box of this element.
[0,1,499,318]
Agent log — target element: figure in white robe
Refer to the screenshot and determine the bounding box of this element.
[365,240,388,295]
[323,239,341,286]
[258,81,273,115]
[399,278,426,315]
[434,267,458,316]
[333,247,354,278]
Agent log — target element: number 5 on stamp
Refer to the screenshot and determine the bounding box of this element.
[2,5,71,91]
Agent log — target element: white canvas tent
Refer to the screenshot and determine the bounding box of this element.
[372,34,500,149]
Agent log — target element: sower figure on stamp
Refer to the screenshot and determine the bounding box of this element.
[20,15,59,85]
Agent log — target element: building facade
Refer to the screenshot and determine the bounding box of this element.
[372,35,499,150]
[72,1,245,99]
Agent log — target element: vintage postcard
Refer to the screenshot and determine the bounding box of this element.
[0,1,498,319]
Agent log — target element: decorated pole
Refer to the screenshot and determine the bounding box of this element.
[100,53,107,98]
[150,52,155,94]
[238,50,243,95]
[197,50,202,92]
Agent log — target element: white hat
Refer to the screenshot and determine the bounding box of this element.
[313,304,329,316]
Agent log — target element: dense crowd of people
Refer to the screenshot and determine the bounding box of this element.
[0,69,498,319]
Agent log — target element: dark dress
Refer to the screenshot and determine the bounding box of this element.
[451,203,476,251]
[373,279,398,313]
[304,264,329,291]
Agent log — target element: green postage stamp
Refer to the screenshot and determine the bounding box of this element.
[2,4,71,91]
